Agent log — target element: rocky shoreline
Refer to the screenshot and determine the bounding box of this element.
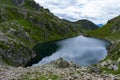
[0,58,120,80]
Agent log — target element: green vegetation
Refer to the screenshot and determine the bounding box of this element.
[88,15,120,74]
[100,65,120,74]
[88,15,120,40]
[20,72,59,80]
[0,0,98,66]
[88,15,120,60]
[0,0,40,10]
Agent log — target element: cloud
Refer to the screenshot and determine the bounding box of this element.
[33,36,108,66]
[34,0,120,24]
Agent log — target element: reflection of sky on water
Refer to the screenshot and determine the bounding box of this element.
[33,35,109,66]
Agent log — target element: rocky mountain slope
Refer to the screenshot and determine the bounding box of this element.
[74,19,98,30]
[88,15,120,74]
[0,0,98,66]
[0,0,120,79]
[0,58,120,80]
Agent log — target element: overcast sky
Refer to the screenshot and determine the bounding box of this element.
[34,0,120,24]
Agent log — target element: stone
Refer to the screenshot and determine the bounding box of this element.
[69,61,78,68]
[108,64,119,71]
[13,0,25,6]
[17,67,23,70]
[108,65,112,70]
[0,58,119,80]
[97,78,104,80]
[100,59,113,67]
[107,59,112,65]
[117,58,120,64]
[81,67,88,71]
[112,65,119,71]
[108,74,115,80]
[115,76,120,80]
[100,61,108,67]
[89,67,100,73]
[83,75,91,80]
[56,58,70,68]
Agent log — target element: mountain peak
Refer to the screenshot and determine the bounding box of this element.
[75,19,99,30]
[0,0,43,10]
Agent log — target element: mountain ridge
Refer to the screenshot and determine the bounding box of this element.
[0,0,99,66]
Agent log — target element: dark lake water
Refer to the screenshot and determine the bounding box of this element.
[33,35,110,66]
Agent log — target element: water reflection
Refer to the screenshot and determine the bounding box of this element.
[33,35,109,66]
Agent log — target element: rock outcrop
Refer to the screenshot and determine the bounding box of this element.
[0,58,120,80]
[13,0,25,6]
[55,58,70,68]
[28,0,43,10]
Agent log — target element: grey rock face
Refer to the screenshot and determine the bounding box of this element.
[28,0,43,10]
[0,58,120,80]
[56,58,70,68]
[0,40,36,66]
[0,27,36,66]
[89,67,101,73]
[13,0,25,6]
[100,59,112,67]
[108,64,119,71]
[117,58,120,64]
[100,59,119,71]
[111,22,120,33]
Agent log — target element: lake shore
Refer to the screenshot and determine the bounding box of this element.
[0,58,120,80]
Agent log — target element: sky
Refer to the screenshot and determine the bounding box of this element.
[34,0,120,24]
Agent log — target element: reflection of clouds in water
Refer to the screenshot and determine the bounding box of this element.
[33,36,108,66]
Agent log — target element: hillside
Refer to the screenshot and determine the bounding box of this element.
[88,15,120,40]
[0,0,98,66]
[0,58,120,80]
[88,15,120,74]
[74,19,98,30]
[89,15,120,59]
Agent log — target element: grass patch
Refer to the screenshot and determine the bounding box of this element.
[20,72,59,80]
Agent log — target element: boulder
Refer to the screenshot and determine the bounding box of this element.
[13,0,25,6]
[56,58,70,68]
[108,74,115,80]
[100,61,108,67]
[100,59,112,67]
[117,58,120,64]
[107,59,112,65]
[89,67,101,73]
[108,64,119,71]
